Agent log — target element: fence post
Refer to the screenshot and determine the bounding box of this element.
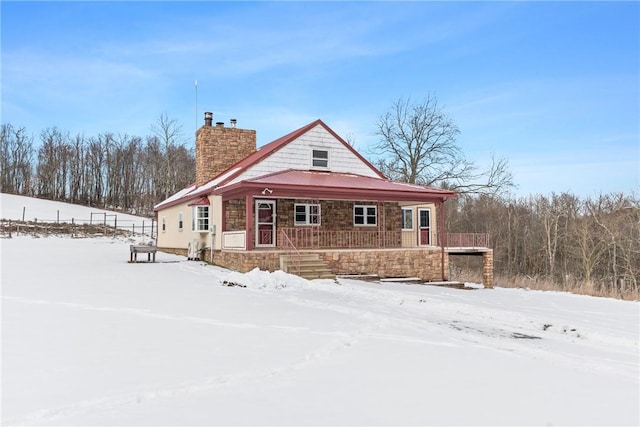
[22,207,26,221]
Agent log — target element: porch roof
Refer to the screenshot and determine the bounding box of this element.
[213,169,455,203]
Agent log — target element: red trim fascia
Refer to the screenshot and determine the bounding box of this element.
[206,120,325,189]
[216,180,454,203]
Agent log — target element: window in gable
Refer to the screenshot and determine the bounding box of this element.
[311,149,329,168]
[295,203,321,226]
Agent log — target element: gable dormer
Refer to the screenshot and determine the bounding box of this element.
[222,121,381,185]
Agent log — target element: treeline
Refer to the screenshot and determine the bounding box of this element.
[448,192,639,299]
[0,122,194,216]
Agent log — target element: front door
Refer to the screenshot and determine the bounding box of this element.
[418,208,431,246]
[255,200,276,247]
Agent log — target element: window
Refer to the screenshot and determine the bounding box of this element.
[162,217,166,232]
[401,208,413,230]
[295,203,320,226]
[192,206,209,232]
[178,212,183,231]
[312,149,329,168]
[354,205,377,226]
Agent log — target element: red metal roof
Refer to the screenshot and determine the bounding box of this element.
[214,170,455,202]
[208,119,385,188]
[154,119,454,211]
[187,196,210,206]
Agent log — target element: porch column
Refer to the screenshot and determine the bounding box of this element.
[245,194,253,251]
[483,250,494,289]
[439,200,448,281]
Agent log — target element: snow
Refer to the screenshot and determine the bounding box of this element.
[1,195,639,426]
[1,193,153,233]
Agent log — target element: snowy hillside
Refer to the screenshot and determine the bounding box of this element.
[1,197,639,426]
[0,193,153,232]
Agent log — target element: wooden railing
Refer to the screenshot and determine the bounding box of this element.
[445,233,490,248]
[279,227,490,249]
[281,227,403,249]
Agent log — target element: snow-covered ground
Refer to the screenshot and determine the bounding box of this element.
[1,193,154,235]
[1,196,639,426]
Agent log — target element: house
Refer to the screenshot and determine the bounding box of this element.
[154,112,493,285]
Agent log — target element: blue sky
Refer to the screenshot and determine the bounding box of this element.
[2,1,638,197]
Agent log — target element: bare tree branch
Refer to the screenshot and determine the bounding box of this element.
[371,95,514,196]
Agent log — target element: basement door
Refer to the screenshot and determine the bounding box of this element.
[255,200,276,247]
[418,208,431,246]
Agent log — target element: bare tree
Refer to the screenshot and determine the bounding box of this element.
[372,96,513,195]
[0,124,34,194]
[151,113,188,200]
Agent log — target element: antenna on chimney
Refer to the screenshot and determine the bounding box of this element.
[194,80,198,134]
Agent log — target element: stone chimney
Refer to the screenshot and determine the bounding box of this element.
[195,112,257,187]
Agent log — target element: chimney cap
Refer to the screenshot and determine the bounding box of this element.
[204,112,213,126]
[230,119,237,128]
[216,121,224,127]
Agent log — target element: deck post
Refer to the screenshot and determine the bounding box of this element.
[440,200,448,281]
[482,250,494,288]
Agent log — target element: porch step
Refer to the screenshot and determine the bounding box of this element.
[280,254,334,280]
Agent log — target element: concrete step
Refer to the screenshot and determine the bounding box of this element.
[280,253,334,280]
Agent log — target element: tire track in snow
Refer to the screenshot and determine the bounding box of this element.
[3,292,375,426]
[6,324,367,426]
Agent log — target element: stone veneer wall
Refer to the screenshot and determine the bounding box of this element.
[195,124,256,187]
[317,248,446,280]
[482,250,494,288]
[277,200,401,231]
[210,247,447,281]
[225,199,246,231]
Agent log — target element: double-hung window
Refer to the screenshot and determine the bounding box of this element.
[178,212,184,231]
[192,206,209,232]
[295,203,320,226]
[312,149,329,169]
[401,208,413,230]
[354,205,377,226]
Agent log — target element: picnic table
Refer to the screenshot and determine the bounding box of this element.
[129,245,157,263]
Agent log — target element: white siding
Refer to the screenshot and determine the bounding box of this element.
[227,125,380,185]
[156,195,223,250]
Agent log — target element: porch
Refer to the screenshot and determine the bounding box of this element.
[217,229,493,287]
[222,228,490,251]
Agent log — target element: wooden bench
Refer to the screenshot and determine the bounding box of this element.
[129,245,157,263]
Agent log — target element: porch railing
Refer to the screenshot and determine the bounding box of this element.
[445,232,490,248]
[281,227,402,249]
[279,227,489,250]
[280,229,301,273]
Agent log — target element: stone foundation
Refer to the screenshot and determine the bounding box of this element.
[209,247,448,281]
[482,250,494,288]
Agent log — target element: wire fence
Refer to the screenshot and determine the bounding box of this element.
[0,215,156,240]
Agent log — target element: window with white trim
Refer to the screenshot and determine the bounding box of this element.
[401,208,413,230]
[295,203,320,226]
[178,212,183,231]
[354,205,377,226]
[311,149,329,168]
[192,206,209,232]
